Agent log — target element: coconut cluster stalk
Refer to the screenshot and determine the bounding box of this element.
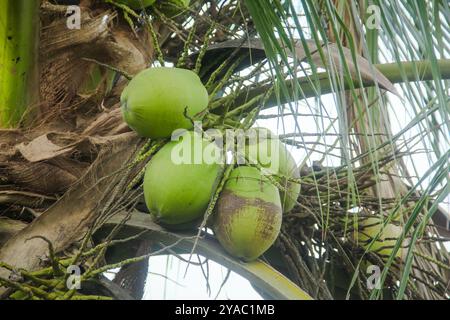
[0,0,40,128]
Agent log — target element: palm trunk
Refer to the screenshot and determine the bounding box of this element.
[0,0,40,128]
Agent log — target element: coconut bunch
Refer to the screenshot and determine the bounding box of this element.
[119,63,449,298]
[120,67,302,261]
[119,65,444,289]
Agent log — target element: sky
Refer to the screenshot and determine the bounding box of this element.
[144,255,262,300]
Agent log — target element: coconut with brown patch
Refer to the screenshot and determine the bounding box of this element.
[212,166,282,261]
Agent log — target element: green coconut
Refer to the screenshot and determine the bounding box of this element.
[156,0,190,17]
[121,67,208,139]
[355,217,404,260]
[115,0,156,9]
[244,127,300,212]
[143,131,223,228]
[213,166,282,261]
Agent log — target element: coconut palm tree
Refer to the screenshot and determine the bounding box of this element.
[0,0,448,300]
